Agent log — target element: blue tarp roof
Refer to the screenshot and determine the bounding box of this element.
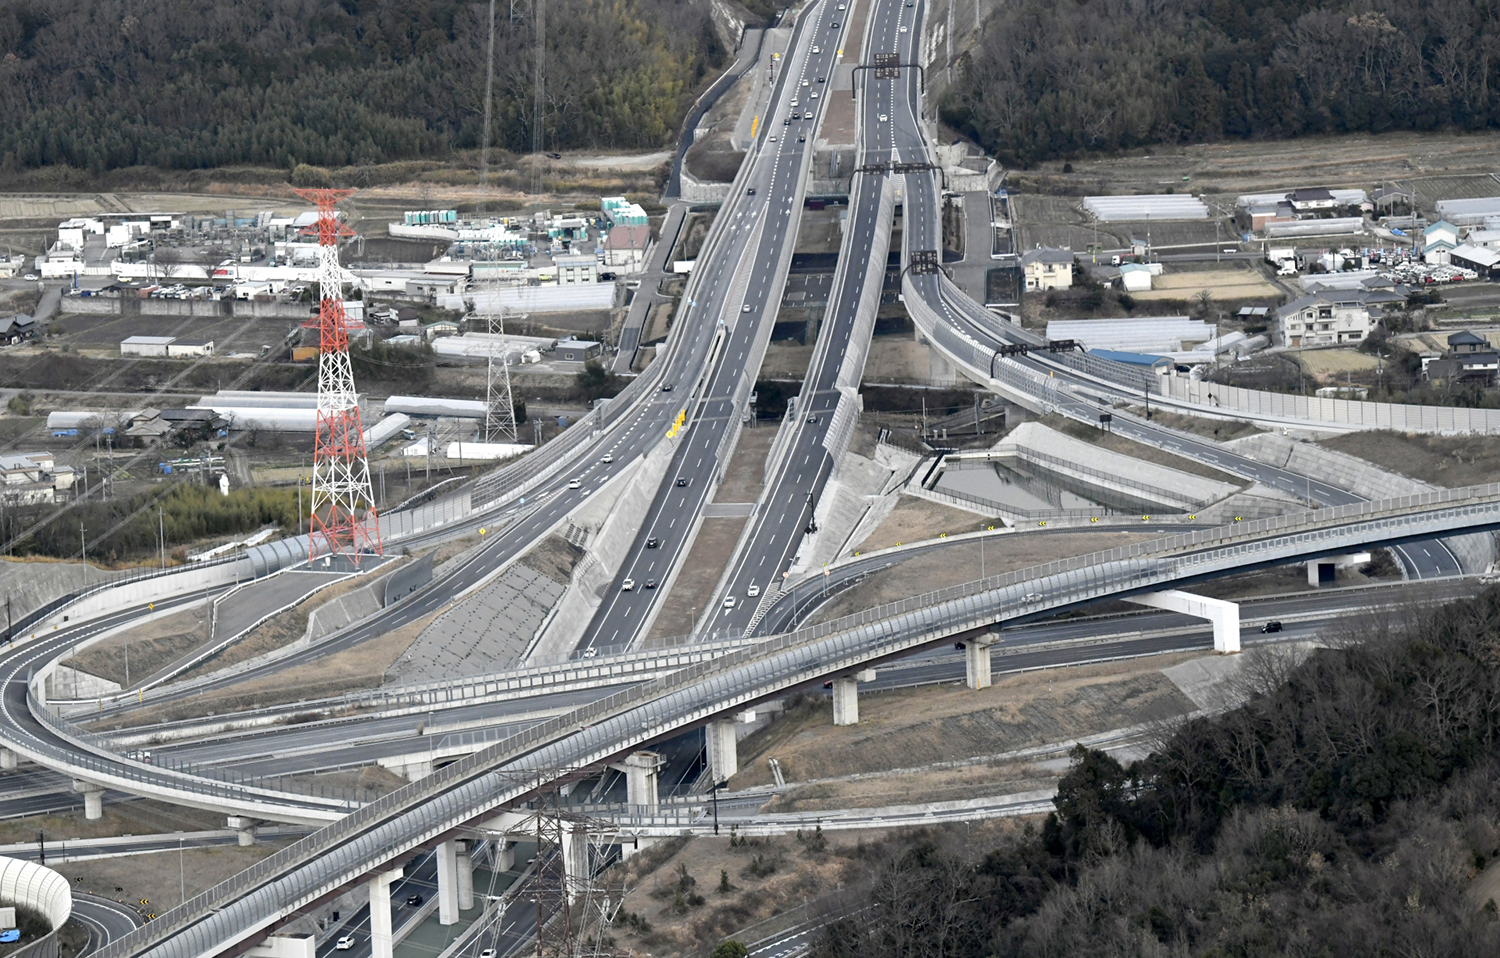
[1088,348,1167,367]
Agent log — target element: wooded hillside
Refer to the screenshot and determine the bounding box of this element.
[0,0,724,174]
[812,588,1500,956]
[948,0,1500,166]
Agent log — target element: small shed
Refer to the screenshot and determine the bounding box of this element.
[1118,263,1153,292]
[555,339,602,363]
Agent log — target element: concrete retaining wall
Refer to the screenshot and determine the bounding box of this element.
[527,444,673,663]
[679,168,733,204]
[302,579,383,644]
[27,562,247,641]
[61,296,313,320]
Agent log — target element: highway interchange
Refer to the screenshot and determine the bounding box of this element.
[1,0,1495,955]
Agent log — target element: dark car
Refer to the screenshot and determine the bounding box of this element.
[818,76,826,83]
[676,477,689,487]
[806,415,819,424]
[546,152,562,159]
[646,537,661,548]
[831,20,839,27]
[747,187,756,195]
[661,383,674,392]
[798,135,806,142]
[1260,621,1283,634]
[406,895,424,907]
[645,579,658,589]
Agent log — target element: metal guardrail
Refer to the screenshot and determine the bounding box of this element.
[28,690,351,813]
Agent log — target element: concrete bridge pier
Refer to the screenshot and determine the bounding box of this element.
[964,635,996,690]
[832,669,877,726]
[490,839,516,873]
[457,841,474,910]
[227,816,259,846]
[368,867,403,958]
[611,752,663,811]
[436,839,460,925]
[1126,589,1240,653]
[72,779,105,820]
[561,822,589,903]
[0,747,18,770]
[706,719,739,783]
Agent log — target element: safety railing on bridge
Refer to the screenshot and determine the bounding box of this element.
[89,483,1500,958]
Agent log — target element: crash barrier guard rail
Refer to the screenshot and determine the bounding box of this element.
[28,691,351,815]
[86,481,1500,958]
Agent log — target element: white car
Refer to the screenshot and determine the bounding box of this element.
[582,648,598,659]
[568,478,582,489]
[479,950,496,958]
[900,25,907,32]
[1022,592,1044,602]
[623,579,637,592]
[723,595,738,610]
[601,454,613,463]
[747,583,761,598]
[22,273,37,281]
[791,99,799,107]
[878,113,888,122]
[812,45,821,54]
[336,937,355,951]
[802,79,810,86]
[810,92,818,99]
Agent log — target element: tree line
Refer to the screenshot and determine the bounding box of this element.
[811,586,1500,956]
[947,0,1500,167]
[0,0,725,174]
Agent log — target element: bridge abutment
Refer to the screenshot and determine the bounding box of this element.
[1307,553,1371,586]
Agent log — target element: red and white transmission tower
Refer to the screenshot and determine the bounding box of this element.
[295,188,381,563]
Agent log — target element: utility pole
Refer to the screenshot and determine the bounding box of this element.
[158,506,166,569]
[80,524,87,588]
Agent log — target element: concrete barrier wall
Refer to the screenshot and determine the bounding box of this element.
[302,580,383,644]
[60,296,313,320]
[1161,373,1500,435]
[0,855,71,958]
[29,561,247,640]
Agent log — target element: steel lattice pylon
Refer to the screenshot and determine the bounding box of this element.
[295,187,381,564]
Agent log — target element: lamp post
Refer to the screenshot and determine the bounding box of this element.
[711,779,728,835]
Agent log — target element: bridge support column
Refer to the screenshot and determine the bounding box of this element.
[437,839,460,925]
[964,636,996,690]
[71,780,104,820]
[832,669,877,726]
[227,816,259,846]
[492,840,515,873]
[1125,589,1240,654]
[706,720,738,783]
[456,842,474,911]
[368,867,403,958]
[561,822,589,903]
[0,748,17,771]
[612,752,662,811]
[1306,553,1370,587]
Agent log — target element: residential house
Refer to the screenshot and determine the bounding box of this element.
[1423,330,1500,386]
[1288,188,1337,214]
[0,313,36,345]
[0,452,71,506]
[1274,288,1403,347]
[1020,248,1074,292]
[603,225,653,272]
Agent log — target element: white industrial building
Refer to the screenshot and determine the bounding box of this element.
[1435,197,1500,226]
[1045,317,1210,353]
[430,333,553,364]
[121,335,176,357]
[1082,195,1209,222]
